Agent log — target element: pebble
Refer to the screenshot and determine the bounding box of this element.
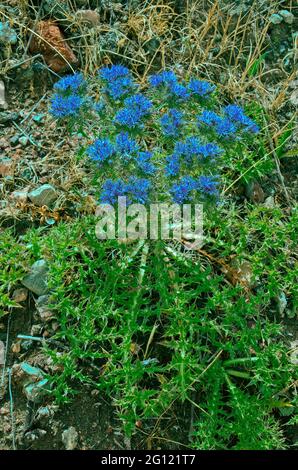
[22,259,48,296]
[0,80,8,110]
[0,157,13,177]
[62,426,79,450]
[28,184,57,207]
[269,14,283,25]
[279,10,295,24]
[19,135,29,146]
[12,288,28,302]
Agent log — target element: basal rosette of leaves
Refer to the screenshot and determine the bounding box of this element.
[50,66,259,207]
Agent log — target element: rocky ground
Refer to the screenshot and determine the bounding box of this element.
[0,0,297,450]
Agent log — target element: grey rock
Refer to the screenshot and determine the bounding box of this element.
[279,10,295,24]
[22,259,48,296]
[269,13,283,25]
[62,426,79,450]
[264,196,275,208]
[0,112,19,124]
[19,136,29,146]
[0,80,8,110]
[24,429,47,442]
[24,378,49,403]
[36,295,55,322]
[277,291,287,316]
[28,184,57,207]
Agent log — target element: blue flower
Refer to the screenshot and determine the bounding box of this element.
[197,110,221,126]
[124,94,153,114]
[98,65,135,99]
[215,118,237,138]
[137,151,156,175]
[115,94,152,128]
[149,70,178,87]
[126,177,151,203]
[53,73,86,93]
[198,175,219,197]
[165,153,180,177]
[224,105,259,133]
[170,176,198,204]
[50,94,84,118]
[116,132,139,156]
[160,109,183,136]
[100,179,127,204]
[149,70,189,101]
[106,76,135,100]
[87,138,115,164]
[188,79,215,97]
[169,82,190,101]
[197,143,223,159]
[99,65,130,81]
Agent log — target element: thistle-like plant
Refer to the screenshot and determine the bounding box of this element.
[50,66,259,207]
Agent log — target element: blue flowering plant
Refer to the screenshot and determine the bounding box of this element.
[50,66,259,207]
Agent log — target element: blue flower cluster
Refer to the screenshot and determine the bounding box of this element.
[87,138,115,164]
[51,65,260,206]
[116,132,139,157]
[50,73,86,118]
[198,105,259,138]
[115,94,153,128]
[100,177,151,204]
[160,109,183,136]
[50,94,85,118]
[171,175,219,204]
[149,70,190,101]
[98,65,135,100]
[149,71,216,101]
[53,73,86,93]
[165,136,222,175]
[136,151,156,175]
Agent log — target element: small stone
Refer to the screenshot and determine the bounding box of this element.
[0,138,9,148]
[28,184,57,206]
[0,112,19,124]
[24,378,49,403]
[76,10,100,27]
[277,291,287,316]
[12,288,28,302]
[22,259,48,296]
[9,135,19,146]
[9,188,28,203]
[31,324,42,336]
[24,429,47,442]
[19,135,29,146]
[279,10,295,24]
[0,80,8,110]
[29,21,78,73]
[269,13,283,25]
[264,196,275,208]
[245,181,265,203]
[0,157,14,177]
[36,295,55,322]
[62,426,79,450]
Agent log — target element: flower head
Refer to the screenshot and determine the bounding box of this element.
[87,138,115,164]
[100,179,127,204]
[50,94,84,118]
[170,176,198,204]
[137,152,156,175]
[160,109,183,136]
[53,73,86,93]
[188,79,215,97]
[116,132,139,156]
